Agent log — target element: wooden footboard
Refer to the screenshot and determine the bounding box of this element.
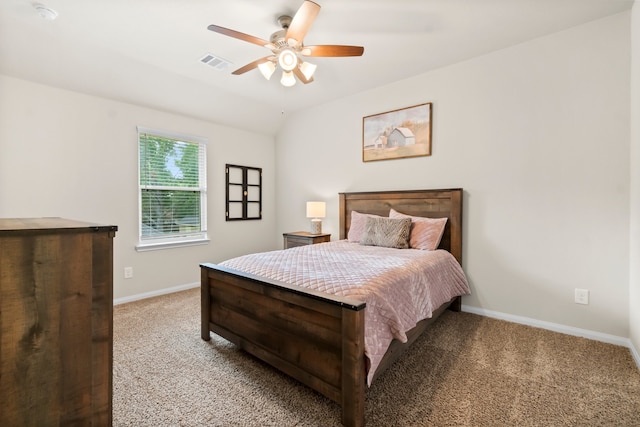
[201,263,367,427]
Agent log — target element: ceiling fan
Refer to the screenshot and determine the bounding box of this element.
[207,0,364,87]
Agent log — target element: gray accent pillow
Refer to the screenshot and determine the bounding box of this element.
[359,217,412,249]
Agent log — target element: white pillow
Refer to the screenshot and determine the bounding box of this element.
[389,208,447,250]
[347,210,382,242]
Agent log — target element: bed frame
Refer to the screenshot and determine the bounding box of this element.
[201,188,463,427]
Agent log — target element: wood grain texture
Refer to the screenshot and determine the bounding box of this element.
[201,189,463,426]
[91,231,115,424]
[202,265,363,401]
[0,218,116,426]
[283,232,331,249]
[339,188,463,263]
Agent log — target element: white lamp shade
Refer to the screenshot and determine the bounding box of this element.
[306,201,326,218]
[299,61,317,81]
[258,61,276,80]
[280,70,296,87]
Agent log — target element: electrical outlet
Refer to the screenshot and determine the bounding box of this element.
[124,267,133,279]
[575,288,589,305]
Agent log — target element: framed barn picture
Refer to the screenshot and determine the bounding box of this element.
[362,102,432,162]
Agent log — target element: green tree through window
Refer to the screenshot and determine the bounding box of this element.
[137,127,207,249]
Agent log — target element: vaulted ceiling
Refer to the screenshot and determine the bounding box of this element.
[0,0,633,135]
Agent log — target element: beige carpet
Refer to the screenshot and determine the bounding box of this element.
[113,288,640,426]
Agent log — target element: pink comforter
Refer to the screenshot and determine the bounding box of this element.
[219,240,470,384]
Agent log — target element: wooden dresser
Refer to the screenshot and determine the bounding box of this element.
[0,218,117,426]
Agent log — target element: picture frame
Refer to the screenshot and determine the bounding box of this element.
[362,102,432,162]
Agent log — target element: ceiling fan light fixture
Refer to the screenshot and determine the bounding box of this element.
[258,61,276,80]
[278,49,298,72]
[280,71,296,87]
[299,61,317,80]
[207,1,364,87]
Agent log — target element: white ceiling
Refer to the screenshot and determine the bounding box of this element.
[0,0,633,135]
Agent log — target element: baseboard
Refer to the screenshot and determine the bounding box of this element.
[630,341,640,370]
[462,305,633,351]
[113,282,199,306]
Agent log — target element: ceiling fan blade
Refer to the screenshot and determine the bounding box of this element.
[302,45,364,57]
[293,67,314,84]
[232,56,273,75]
[286,0,321,45]
[207,24,273,49]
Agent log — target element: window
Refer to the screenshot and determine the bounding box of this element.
[226,164,262,221]
[136,126,208,251]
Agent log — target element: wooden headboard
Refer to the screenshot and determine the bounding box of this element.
[338,188,463,264]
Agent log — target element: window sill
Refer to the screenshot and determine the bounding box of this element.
[135,238,210,252]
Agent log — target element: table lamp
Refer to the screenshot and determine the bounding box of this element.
[306,201,326,234]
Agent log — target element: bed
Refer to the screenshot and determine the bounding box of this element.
[200,188,468,426]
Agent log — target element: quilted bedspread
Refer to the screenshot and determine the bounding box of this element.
[219,240,470,384]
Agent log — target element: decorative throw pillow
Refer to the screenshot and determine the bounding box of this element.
[347,211,382,242]
[389,208,447,250]
[359,217,412,249]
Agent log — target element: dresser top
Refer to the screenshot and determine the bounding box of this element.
[0,218,117,236]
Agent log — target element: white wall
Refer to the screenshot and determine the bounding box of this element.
[276,13,631,337]
[0,11,633,347]
[630,2,640,358]
[0,75,276,301]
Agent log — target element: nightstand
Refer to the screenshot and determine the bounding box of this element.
[283,231,331,249]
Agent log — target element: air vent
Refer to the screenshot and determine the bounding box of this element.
[200,53,232,72]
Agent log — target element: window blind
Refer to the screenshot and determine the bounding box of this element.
[137,127,207,248]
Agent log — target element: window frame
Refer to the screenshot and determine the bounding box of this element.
[225,164,262,221]
[136,126,209,252]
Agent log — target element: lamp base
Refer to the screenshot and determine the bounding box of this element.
[310,219,322,234]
